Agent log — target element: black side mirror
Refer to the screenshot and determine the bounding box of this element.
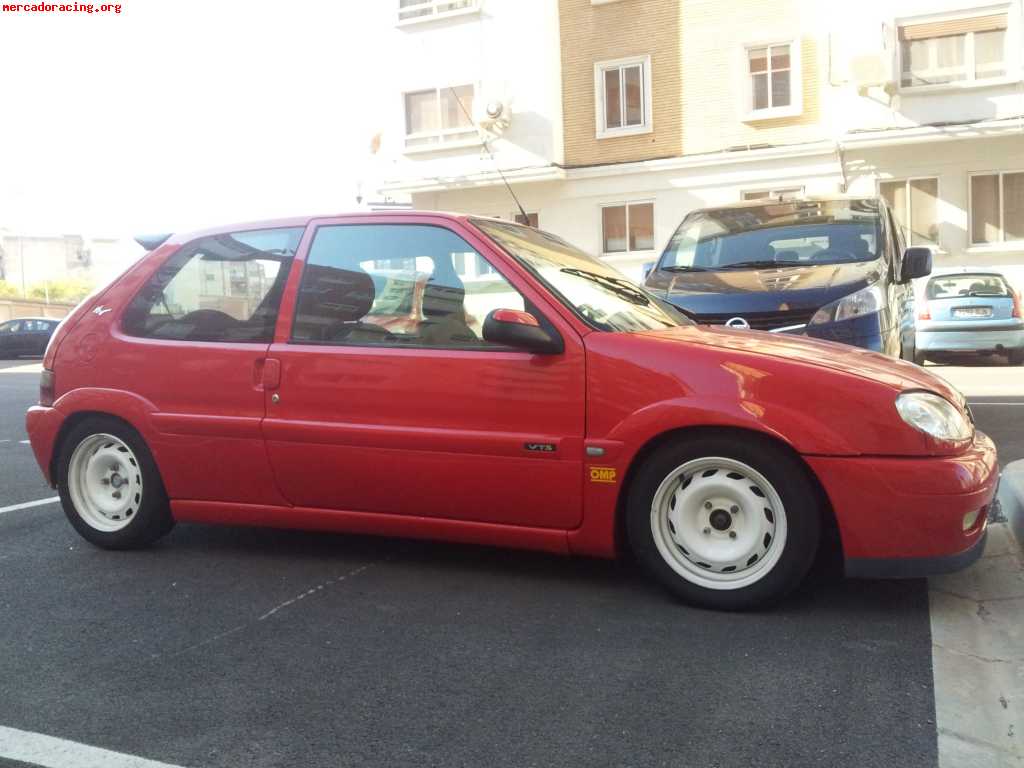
[482,309,563,354]
[901,247,932,282]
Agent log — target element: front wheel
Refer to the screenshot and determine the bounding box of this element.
[627,435,821,610]
[57,416,174,549]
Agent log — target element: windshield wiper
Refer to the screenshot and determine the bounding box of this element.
[560,268,652,306]
[717,260,803,269]
[660,265,711,273]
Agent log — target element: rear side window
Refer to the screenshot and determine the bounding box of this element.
[123,227,303,343]
[291,223,526,348]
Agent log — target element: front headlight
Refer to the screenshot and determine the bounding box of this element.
[895,392,973,441]
[809,284,884,325]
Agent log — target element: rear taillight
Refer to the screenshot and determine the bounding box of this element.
[39,369,55,407]
[1013,291,1022,319]
[917,301,930,321]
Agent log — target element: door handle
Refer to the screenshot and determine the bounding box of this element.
[256,358,281,390]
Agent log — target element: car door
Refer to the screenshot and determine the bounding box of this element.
[262,216,587,529]
[106,224,304,504]
[23,320,47,355]
[0,320,24,357]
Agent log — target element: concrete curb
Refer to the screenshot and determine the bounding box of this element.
[996,458,1024,551]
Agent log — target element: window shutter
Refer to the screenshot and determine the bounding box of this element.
[899,14,1007,41]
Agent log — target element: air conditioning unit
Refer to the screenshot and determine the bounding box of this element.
[852,54,896,96]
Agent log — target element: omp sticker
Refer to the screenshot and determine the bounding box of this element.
[589,466,617,484]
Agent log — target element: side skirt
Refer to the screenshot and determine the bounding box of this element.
[171,500,572,555]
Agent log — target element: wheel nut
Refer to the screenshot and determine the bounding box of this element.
[112,491,121,500]
[702,527,711,535]
[729,531,737,539]
[730,506,739,514]
[704,501,712,510]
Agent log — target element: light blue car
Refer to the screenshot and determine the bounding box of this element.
[915,271,1023,365]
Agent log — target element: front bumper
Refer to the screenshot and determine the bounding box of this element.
[806,430,998,579]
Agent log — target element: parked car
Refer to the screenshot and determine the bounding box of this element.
[915,270,1024,365]
[644,196,931,359]
[0,317,60,358]
[26,213,995,610]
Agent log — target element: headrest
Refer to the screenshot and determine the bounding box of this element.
[300,265,375,323]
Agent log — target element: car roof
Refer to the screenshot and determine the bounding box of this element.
[689,195,878,214]
[926,268,1008,280]
[163,211,477,248]
[7,316,57,323]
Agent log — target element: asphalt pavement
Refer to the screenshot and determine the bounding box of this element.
[1,357,1021,768]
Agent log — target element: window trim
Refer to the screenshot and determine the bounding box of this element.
[600,200,656,257]
[288,222,547,353]
[896,6,1015,93]
[968,169,1024,247]
[742,39,803,121]
[396,0,480,26]
[877,176,942,248]
[594,55,654,139]
[402,84,479,155]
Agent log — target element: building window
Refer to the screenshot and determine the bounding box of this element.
[398,0,478,24]
[514,212,539,228]
[971,171,1024,245]
[899,13,1007,88]
[745,42,801,118]
[403,85,476,151]
[602,202,654,254]
[879,178,940,247]
[742,187,804,202]
[594,56,653,138]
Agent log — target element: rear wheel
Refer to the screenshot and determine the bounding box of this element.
[913,350,927,366]
[627,434,821,610]
[57,417,174,549]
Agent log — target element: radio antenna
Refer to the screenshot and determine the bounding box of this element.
[448,86,530,224]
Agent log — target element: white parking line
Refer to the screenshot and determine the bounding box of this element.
[0,724,190,768]
[969,402,1024,406]
[19,439,30,444]
[0,497,59,515]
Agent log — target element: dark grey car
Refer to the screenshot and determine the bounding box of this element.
[0,317,59,358]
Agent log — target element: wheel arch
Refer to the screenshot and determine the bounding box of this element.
[612,425,842,561]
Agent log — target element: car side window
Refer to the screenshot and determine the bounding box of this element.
[123,227,303,343]
[291,224,527,348]
[1,321,21,333]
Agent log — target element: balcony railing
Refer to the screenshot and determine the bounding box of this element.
[398,0,479,24]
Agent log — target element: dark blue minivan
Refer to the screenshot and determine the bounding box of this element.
[644,197,933,358]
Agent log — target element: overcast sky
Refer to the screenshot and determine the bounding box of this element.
[0,1,384,239]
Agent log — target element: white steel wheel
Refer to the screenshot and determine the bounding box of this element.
[650,456,788,591]
[66,433,144,533]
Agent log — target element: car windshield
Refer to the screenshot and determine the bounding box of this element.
[473,218,687,332]
[926,273,1011,299]
[658,199,883,271]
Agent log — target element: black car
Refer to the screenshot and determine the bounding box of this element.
[644,197,932,358]
[0,317,59,358]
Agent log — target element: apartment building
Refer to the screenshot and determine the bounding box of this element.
[0,231,129,295]
[379,0,1024,285]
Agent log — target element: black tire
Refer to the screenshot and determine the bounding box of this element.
[626,433,821,611]
[1009,349,1024,366]
[913,350,927,366]
[57,416,174,549]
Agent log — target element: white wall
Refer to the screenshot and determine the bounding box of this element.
[415,151,845,281]
[377,0,563,192]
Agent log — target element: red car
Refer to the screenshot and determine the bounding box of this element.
[25,213,998,609]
